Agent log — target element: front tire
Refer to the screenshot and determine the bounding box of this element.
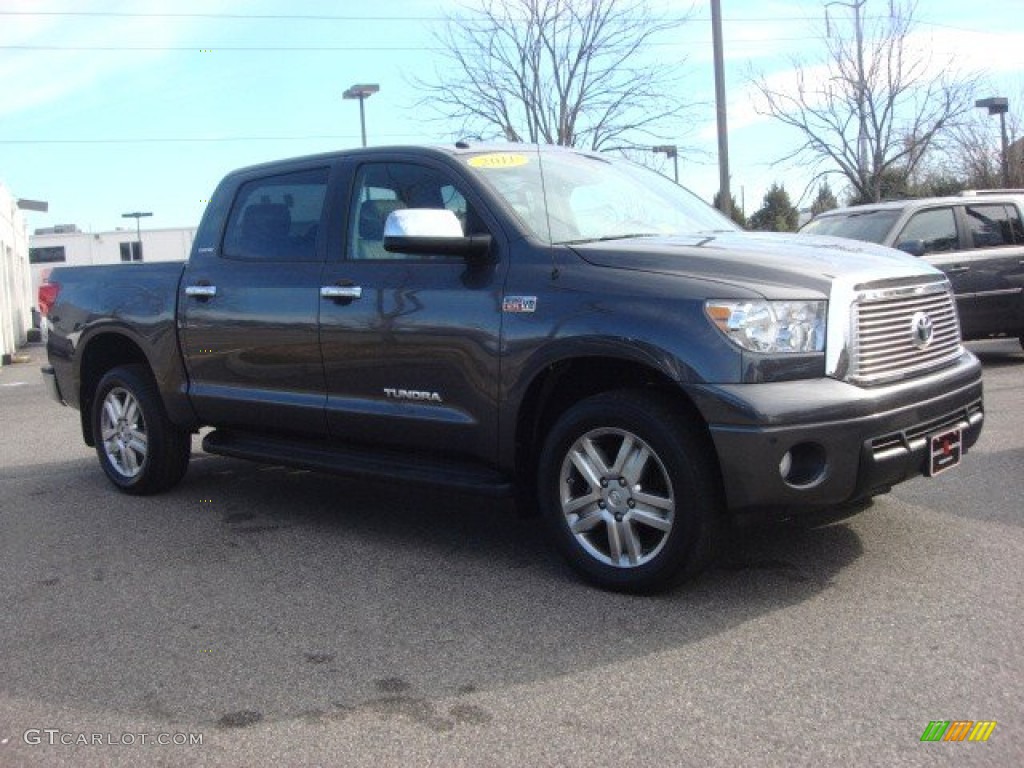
[92,365,191,495]
[538,390,722,593]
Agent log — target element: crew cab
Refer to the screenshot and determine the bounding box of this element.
[41,144,985,592]
[800,193,1024,348]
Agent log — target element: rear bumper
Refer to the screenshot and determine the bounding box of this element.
[688,352,984,515]
[41,365,66,406]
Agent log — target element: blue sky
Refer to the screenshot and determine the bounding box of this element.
[2,0,1022,233]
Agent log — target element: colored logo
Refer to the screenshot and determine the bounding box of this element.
[920,720,997,742]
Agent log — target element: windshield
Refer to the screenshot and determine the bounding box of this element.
[800,208,901,244]
[461,149,737,245]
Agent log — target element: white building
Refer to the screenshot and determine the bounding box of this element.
[1,182,32,366]
[29,225,196,296]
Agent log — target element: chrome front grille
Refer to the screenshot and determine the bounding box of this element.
[849,278,963,385]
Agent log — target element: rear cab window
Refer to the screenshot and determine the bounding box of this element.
[222,168,329,261]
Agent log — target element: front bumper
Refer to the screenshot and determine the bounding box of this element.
[41,365,66,406]
[687,352,984,515]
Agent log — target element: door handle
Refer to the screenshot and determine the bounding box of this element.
[320,285,363,300]
[946,266,969,275]
[184,284,218,298]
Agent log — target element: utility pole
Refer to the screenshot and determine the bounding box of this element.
[827,1,868,194]
[711,0,732,218]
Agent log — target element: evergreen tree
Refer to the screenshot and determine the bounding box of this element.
[748,183,798,232]
[810,182,839,216]
[712,191,747,228]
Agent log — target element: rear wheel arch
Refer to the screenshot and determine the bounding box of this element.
[78,333,151,446]
[91,364,191,494]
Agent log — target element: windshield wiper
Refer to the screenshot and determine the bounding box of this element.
[558,232,661,245]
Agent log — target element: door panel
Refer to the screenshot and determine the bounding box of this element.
[179,166,330,435]
[319,160,506,462]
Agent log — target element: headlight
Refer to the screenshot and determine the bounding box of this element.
[705,300,826,353]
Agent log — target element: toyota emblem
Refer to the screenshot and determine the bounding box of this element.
[911,311,934,349]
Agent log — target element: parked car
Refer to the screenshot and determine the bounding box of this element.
[800,194,1024,348]
[42,144,984,592]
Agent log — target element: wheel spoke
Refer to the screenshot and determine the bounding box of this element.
[580,436,612,477]
[621,520,643,564]
[609,434,636,475]
[570,509,605,534]
[606,516,624,562]
[607,518,642,565]
[569,444,605,491]
[630,506,672,533]
[621,444,651,486]
[563,490,601,516]
[103,398,121,427]
[123,444,139,474]
[127,433,148,458]
[123,397,140,426]
[632,489,673,513]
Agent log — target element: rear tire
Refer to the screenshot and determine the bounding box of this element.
[537,390,722,593]
[92,365,191,495]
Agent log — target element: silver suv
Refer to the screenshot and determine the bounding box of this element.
[801,193,1024,348]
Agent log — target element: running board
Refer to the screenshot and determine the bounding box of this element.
[201,430,514,497]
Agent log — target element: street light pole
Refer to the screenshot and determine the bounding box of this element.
[976,97,1010,187]
[652,145,678,183]
[121,211,152,261]
[343,83,380,147]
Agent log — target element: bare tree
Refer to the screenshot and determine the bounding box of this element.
[416,0,693,151]
[751,0,978,203]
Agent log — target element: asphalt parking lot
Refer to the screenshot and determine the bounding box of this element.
[0,340,1021,767]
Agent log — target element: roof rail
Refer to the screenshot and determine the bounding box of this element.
[959,189,1024,196]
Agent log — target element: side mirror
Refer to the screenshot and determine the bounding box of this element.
[383,209,493,261]
[895,239,926,257]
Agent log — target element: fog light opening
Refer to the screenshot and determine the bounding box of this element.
[779,442,827,488]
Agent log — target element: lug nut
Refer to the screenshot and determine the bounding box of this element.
[618,477,627,487]
[627,499,636,508]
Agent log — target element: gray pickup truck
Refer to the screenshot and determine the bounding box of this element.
[42,144,984,591]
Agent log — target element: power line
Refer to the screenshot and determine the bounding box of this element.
[0,134,428,145]
[0,36,827,53]
[0,8,996,30]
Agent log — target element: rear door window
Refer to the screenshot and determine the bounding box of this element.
[964,203,1023,248]
[222,168,329,261]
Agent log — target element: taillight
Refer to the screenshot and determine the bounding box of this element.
[38,281,60,316]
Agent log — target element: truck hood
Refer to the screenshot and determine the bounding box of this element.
[568,230,941,299]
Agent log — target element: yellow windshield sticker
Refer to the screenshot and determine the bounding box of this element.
[467,153,530,169]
